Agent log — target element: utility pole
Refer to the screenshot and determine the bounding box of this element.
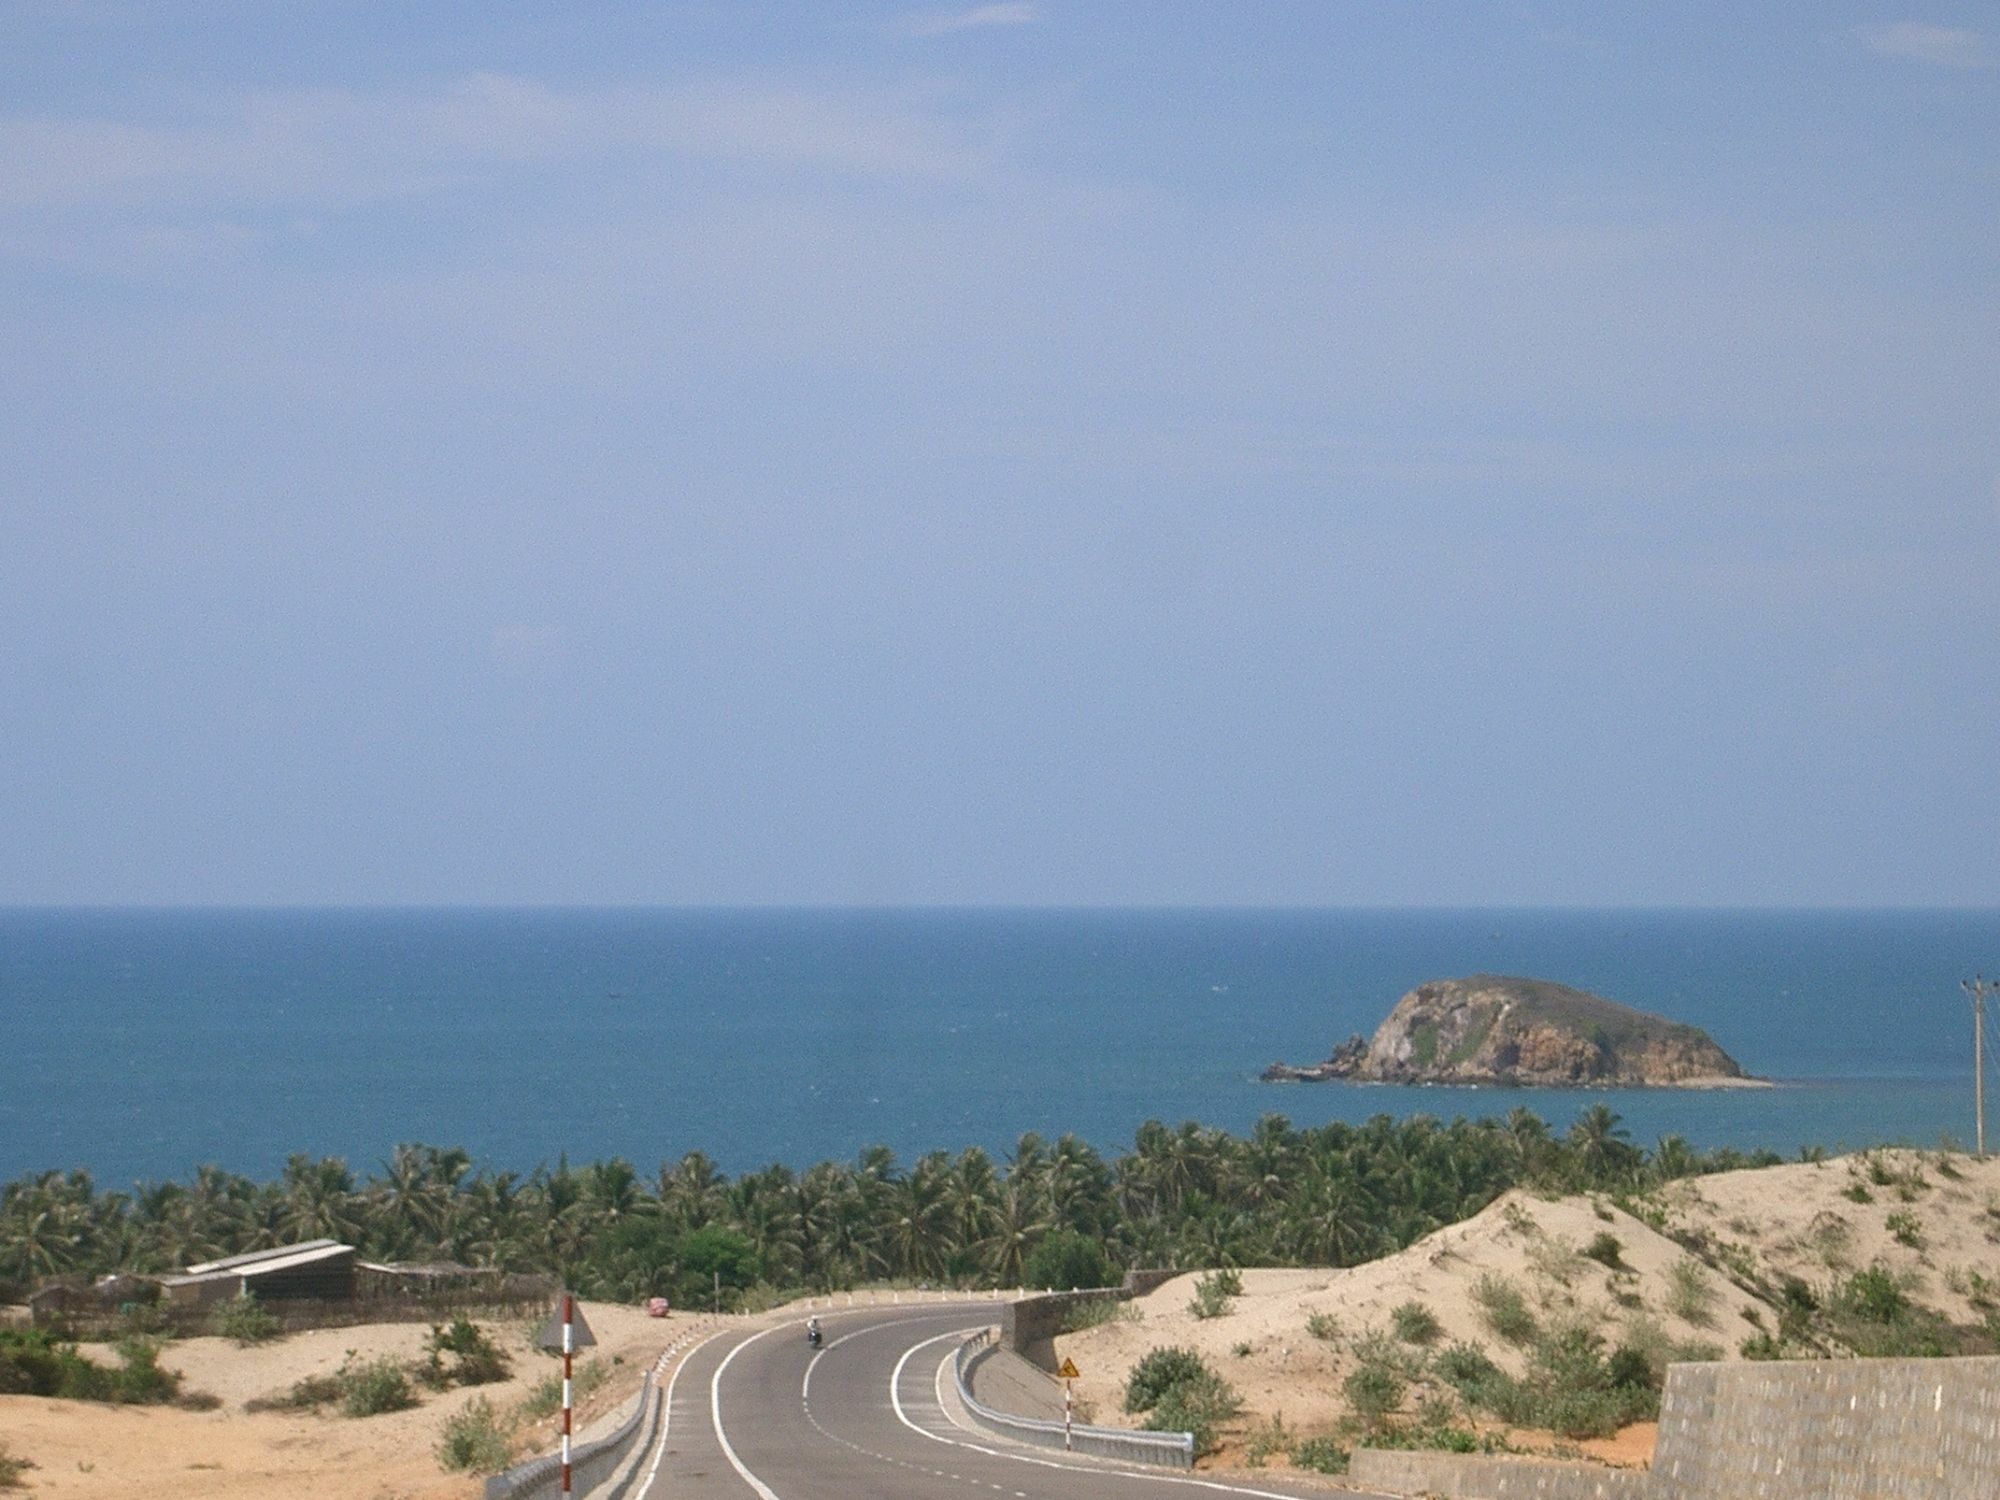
[1963,976,1991,1158]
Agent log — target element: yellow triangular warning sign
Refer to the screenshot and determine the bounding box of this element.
[1057,1356,1081,1380]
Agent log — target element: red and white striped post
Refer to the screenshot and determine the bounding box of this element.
[561,1292,575,1495]
[1056,1356,1080,1452]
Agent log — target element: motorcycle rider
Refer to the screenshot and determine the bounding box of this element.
[807,1316,822,1348]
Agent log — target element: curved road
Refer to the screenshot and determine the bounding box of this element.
[626,1302,1389,1500]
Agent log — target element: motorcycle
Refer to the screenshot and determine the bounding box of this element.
[806,1321,823,1349]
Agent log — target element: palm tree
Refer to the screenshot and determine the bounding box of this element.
[280,1155,358,1243]
[979,1182,1051,1287]
[1568,1104,1639,1184]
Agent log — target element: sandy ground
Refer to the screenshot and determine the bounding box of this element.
[1054,1150,2000,1478]
[0,1288,993,1498]
[0,1301,689,1500]
[1651,1149,2000,1325]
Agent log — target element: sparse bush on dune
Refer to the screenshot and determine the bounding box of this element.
[339,1355,415,1418]
[1123,1344,1240,1456]
[1390,1300,1441,1346]
[1124,1346,1212,1413]
[1188,1269,1239,1320]
[1665,1259,1716,1327]
[213,1291,283,1346]
[1473,1273,1538,1346]
[436,1396,513,1473]
[0,1328,183,1406]
[1290,1433,1350,1473]
[1341,1362,1405,1429]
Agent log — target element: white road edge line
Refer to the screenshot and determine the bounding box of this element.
[889,1329,1310,1500]
[633,1327,728,1500]
[712,1325,787,1500]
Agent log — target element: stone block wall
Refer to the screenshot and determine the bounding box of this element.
[1653,1356,2000,1500]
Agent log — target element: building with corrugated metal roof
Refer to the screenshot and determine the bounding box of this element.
[158,1239,357,1309]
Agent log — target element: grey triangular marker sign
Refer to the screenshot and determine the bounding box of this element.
[535,1298,598,1352]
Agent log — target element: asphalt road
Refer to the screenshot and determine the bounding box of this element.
[623,1301,1390,1500]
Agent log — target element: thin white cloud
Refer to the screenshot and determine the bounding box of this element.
[906,4,1038,38]
[0,72,997,216]
[1852,22,1992,69]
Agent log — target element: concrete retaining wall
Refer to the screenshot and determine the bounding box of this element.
[1653,1356,2000,1500]
[1350,1450,1654,1499]
[1002,1269,1177,1371]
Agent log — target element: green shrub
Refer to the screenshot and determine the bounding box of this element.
[1242,1412,1291,1467]
[1188,1271,1237,1320]
[1665,1259,1716,1326]
[1343,1363,1405,1427]
[0,1329,181,1406]
[1584,1232,1626,1271]
[1434,1341,1501,1395]
[1124,1346,1213,1413]
[427,1319,511,1387]
[1305,1310,1341,1343]
[340,1355,415,1418]
[212,1292,283,1346]
[1540,1386,1631,1440]
[110,1339,181,1404]
[1473,1273,1538,1345]
[1837,1265,1909,1324]
[436,1395,513,1474]
[1290,1434,1350,1474]
[521,1357,611,1421]
[246,1370,347,1412]
[1390,1300,1441,1346]
[1605,1345,1657,1392]
[1057,1297,1136,1334]
[1842,1182,1874,1204]
[1885,1210,1924,1249]
[0,1440,30,1489]
[1142,1369,1240,1457]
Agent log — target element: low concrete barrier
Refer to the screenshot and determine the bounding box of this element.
[952,1327,1195,1470]
[1349,1449,1655,1499]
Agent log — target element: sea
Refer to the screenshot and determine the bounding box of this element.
[3,907,1995,1190]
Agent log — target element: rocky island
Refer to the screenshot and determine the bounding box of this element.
[1263,974,1761,1088]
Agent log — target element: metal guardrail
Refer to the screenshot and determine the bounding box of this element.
[951,1327,1195,1470]
[484,1329,700,1500]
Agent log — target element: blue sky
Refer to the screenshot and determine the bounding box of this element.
[1,3,1995,906]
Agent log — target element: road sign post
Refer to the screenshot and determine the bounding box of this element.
[1056,1356,1080,1451]
[535,1295,598,1496]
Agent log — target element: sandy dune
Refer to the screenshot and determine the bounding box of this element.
[2,1301,684,1500]
[1055,1150,2000,1473]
